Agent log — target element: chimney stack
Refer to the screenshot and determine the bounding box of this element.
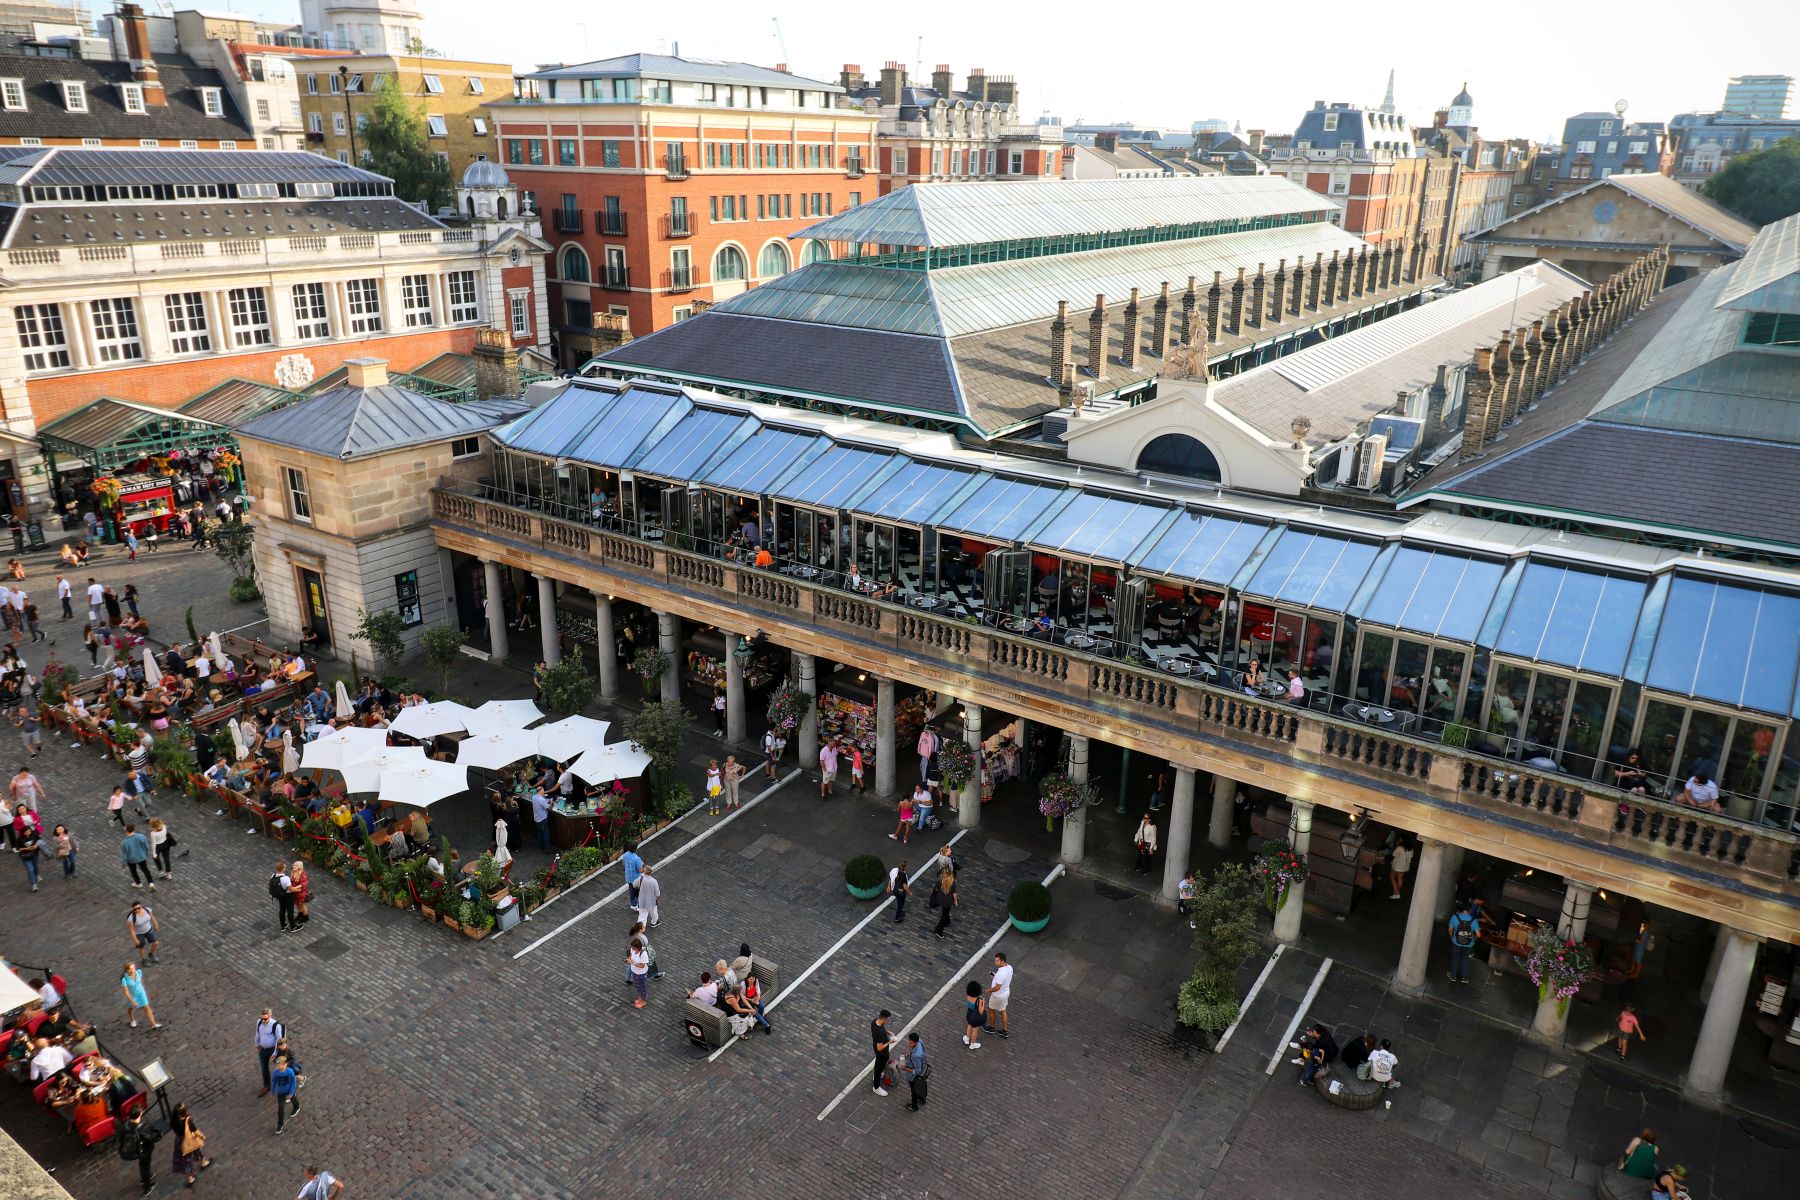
[1460,348,1496,462]
[1049,301,1073,393]
[344,357,389,389]
[116,3,164,101]
[1425,363,1449,431]
[966,68,989,101]
[1180,276,1199,345]
[1248,263,1266,329]
[931,64,954,96]
[1119,287,1142,370]
[1095,131,1118,153]
[1228,268,1247,334]
[839,64,865,91]
[1269,259,1288,324]
[1151,282,1172,357]
[1205,271,1223,341]
[879,62,907,107]
[1087,294,1110,380]
[1246,129,1265,154]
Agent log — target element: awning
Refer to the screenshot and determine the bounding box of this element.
[179,378,303,427]
[1494,562,1647,676]
[38,398,234,474]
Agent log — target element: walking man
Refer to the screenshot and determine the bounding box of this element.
[900,1031,928,1111]
[1446,900,1479,984]
[255,1009,285,1096]
[622,843,644,908]
[271,859,298,933]
[297,1166,344,1199]
[120,824,154,890]
[271,1053,300,1133]
[85,577,103,624]
[870,1010,894,1097]
[121,1104,162,1194]
[56,574,72,620]
[819,739,839,798]
[888,859,910,923]
[984,951,1014,1039]
[635,863,661,929]
[530,786,551,854]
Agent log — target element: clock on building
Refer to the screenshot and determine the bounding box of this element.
[1592,199,1618,225]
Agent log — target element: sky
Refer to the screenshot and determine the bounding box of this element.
[222,0,1799,141]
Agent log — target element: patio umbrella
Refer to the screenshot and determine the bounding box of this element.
[389,700,475,741]
[455,729,541,771]
[377,760,468,808]
[208,631,224,664]
[338,745,428,794]
[466,698,545,733]
[569,741,653,785]
[227,718,249,762]
[300,725,387,772]
[142,648,162,688]
[534,715,612,763]
[280,731,299,775]
[335,680,355,720]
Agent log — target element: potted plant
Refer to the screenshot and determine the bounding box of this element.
[469,853,508,902]
[462,901,495,940]
[533,864,560,903]
[1251,841,1309,913]
[765,682,807,740]
[441,897,464,933]
[516,882,547,914]
[554,846,603,889]
[631,647,671,696]
[417,878,446,922]
[844,854,887,900]
[1174,863,1260,1047]
[1006,880,1053,933]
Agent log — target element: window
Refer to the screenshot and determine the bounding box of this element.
[985,149,995,174]
[422,74,443,95]
[139,138,159,148]
[447,271,479,322]
[467,77,485,95]
[756,240,790,278]
[255,98,271,122]
[1743,312,1800,347]
[284,467,311,522]
[306,74,317,95]
[345,278,382,333]
[1628,140,1648,154]
[114,82,145,113]
[559,244,590,282]
[356,113,368,132]
[506,138,523,164]
[1009,151,1023,174]
[391,570,423,626]
[450,437,481,460]
[672,305,692,322]
[508,291,530,336]
[671,246,692,286]
[220,140,236,149]
[333,112,347,136]
[949,149,961,175]
[163,292,210,353]
[1599,121,1613,135]
[308,112,322,134]
[228,287,272,346]
[60,80,86,112]
[337,150,349,163]
[557,138,576,165]
[1,79,25,111]
[1575,140,1596,154]
[1323,112,1339,132]
[427,114,447,137]
[89,298,143,362]
[602,140,621,167]
[1606,140,1618,154]
[14,304,68,371]
[471,116,487,136]
[289,282,329,340]
[181,139,198,149]
[400,274,433,327]
[713,245,747,281]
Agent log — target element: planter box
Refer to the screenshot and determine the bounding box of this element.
[419,906,438,922]
[354,880,369,893]
[1008,914,1050,934]
[847,882,886,901]
[391,895,410,910]
[462,924,490,940]
[443,916,462,932]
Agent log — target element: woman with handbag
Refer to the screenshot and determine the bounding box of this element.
[147,818,174,879]
[290,860,312,927]
[170,1102,211,1187]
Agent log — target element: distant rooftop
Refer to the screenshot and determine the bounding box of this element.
[235,360,526,460]
[522,52,838,92]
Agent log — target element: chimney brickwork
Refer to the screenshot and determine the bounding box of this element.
[1087,293,1109,380]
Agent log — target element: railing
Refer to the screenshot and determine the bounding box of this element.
[427,486,1800,907]
[598,211,627,236]
[846,160,866,178]
[664,159,690,180]
[599,268,631,291]
[663,268,694,294]
[553,209,585,234]
[661,213,694,238]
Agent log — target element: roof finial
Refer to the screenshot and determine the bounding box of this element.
[1380,67,1396,114]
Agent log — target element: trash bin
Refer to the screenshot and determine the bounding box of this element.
[494,895,521,932]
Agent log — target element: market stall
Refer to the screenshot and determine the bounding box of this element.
[817,683,927,780]
[1481,867,1644,1002]
[979,719,1023,805]
[36,398,237,537]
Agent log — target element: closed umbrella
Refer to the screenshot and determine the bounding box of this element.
[142,648,162,688]
[208,631,224,664]
[389,700,475,740]
[466,698,545,733]
[535,715,612,763]
[455,730,541,771]
[377,761,468,808]
[300,725,388,771]
[335,680,355,720]
[338,745,428,794]
[280,731,299,775]
[569,741,653,785]
[227,718,249,762]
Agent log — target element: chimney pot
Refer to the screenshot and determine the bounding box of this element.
[345,357,389,389]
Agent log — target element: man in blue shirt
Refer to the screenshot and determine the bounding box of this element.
[530,788,552,853]
[270,1053,300,1133]
[1446,901,1480,984]
[353,801,379,838]
[304,685,331,724]
[622,843,644,907]
[119,824,153,891]
[900,1032,928,1111]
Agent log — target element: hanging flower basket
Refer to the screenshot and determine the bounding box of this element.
[1525,925,1598,1017]
[1251,841,1309,912]
[765,682,809,733]
[631,647,670,695]
[91,476,125,508]
[1037,772,1097,832]
[936,738,976,793]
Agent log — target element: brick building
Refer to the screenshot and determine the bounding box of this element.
[1418,85,1526,281]
[291,49,512,182]
[1547,109,1673,196]
[836,62,1063,193]
[493,52,878,358]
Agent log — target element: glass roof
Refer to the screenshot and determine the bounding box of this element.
[938,475,1071,543]
[1243,530,1380,610]
[1495,563,1647,675]
[497,389,617,457]
[699,428,826,495]
[1647,575,1800,717]
[1133,510,1269,586]
[1029,492,1172,563]
[631,409,757,480]
[1359,547,1507,642]
[776,446,900,510]
[567,389,688,467]
[850,459,983,525]
[715,263,941,337]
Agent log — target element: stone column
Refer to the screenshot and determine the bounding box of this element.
[1272,799,1313,943]
[959,702,983,829]
[482,559,509,661]
[594,594,618,699]
[1531,878,1596,1039]
[536,574,559,666]
[1700,922,1732,1003]
[1688,928,1760,1095]
[1060,733,1089,865]
[795,650,818,766]
[1159,766,1197,901]
[875,676,897,797]
[1207,773,1235,849]
[724,634,747,743]
[1395,839,1448,989]
[1433,845,1464,920]
[656,611,681,704]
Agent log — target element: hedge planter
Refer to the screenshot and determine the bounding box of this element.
[1007,881,1052,933]
[845,854,886,900]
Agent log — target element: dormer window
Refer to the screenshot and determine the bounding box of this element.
[60,80,87,112]
[422,74,443,95]
[0,79,24,111]
[120,83,145,113]
[467,77,484,95]
[200,87,222,117]
[1323,112,1339,132]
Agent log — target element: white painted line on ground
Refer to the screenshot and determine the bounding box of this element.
[510,769,800,958]
[707,831,969,1062]
[1212,943,1285,1055]
[816,862,1066,1122]
[1265,955,1334,1076]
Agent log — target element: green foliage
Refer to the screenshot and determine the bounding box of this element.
[537,654,595,719]
[1007,880,1053,922]
[657,781,694,821]
[354,606,407,677]
[1176,863,1262,1033]
[40,661,80,702]
[418,623,466,695]
[1703,139,1800,225]
[1177,976,1242,1035]
[1440,721,1472,749]
[844,853,885,890]
[470,852,504,893]
[228,575,261,602]
[554,845,604,887]
[625,699,691,804]
[631,646,671,691]
[184,606,199,648]
[515,881,546,912]
[363,74,452,211]
[209,519,255,579]
[146,733,195,787]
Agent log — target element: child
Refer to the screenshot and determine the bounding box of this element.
[1615,1003,1646,1060]
[850,744,865,793]
[1177,870,1197,928]
[889,791,914,843]
[705,759,723,816]
[711,689,726,738]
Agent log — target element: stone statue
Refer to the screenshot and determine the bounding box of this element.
[1164,341,1211,382]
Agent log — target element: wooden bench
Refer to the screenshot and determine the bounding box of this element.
[680,957,781,1048]
[1312,1068,1386,1110]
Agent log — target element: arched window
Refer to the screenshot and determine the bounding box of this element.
[757,240,791,279]
[1137,433,1222,483]
[801,239,832,265]
[559,244,590,283]
[713,245,747,282]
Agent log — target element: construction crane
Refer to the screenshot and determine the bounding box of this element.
[771,17,788,66]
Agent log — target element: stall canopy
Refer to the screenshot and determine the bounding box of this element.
[1646,574,1800,717]
[1133,509,1269,586]
[178,379,303,428]
[1028,491,1174,563]
[38,398,234,474]
[395,352,479,402]
[1241,528,1380,611]
[938,474,1071,542]
[1355,546,1507,642]
[774,445,900,511]
[0,962,37,1013]
[1494,562,1647,676]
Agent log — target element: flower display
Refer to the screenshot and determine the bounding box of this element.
[765,682,809,732]
[936,737,976,792]
[1037,772,1098,831]
[1525,925,1598,1015]
[91,476,124,508]
[1251,841,1309,911]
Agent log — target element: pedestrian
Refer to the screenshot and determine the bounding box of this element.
[14,709,41,756]
[912,780,933,832]
[723,754,744,810]
[119,961,162,1028]
[121,1103,162,1193]
[871,1009,894,1096]
[900,1031,928,1111]
[120,823,154,890]
[123,584,140,618]
[56,574,72,621]
[255,1009,285,1095]
[1133,812,1158,874]
[1177,869,1197,929]
[890,790,914,842]
[126,900,160,962]
[635,863,661,928]
[762,728,780,780]
[850,743,865,793]
[705,759,723,815]
[147,817,174,878]
[1369,1038,1399,1090]
[14,819,40,890]
[169,1102,211,1187]
[628,920,663,980]
[84,623,100,666]
[1618,1129,1659,1180]
[711,688,726,737]
[290,860,311,926]
[627,936,650,1009]
[52,823,76,877]
[85,577,102,624]
[297,1166,344,1199]
[530,786,551,852]
[622,842,644,908]
[1389,839,1415,900]
[889,859,910,923]
[1148,767,1167,812]
[963,980,986,1050]
[21,600,40,643]
[125,529,139,562]
[270,859,297,933]
[1446,900,1480,984]
[819,739,839,798]
[1615,1003,1647,1060]
[270,1052,299,1132]
[275,1036,306,1091]
[1629,919,1653,981]
[984,951,1014,1039]
[108,785,128,826]
[917,725,938,782]
[930,864,957,939]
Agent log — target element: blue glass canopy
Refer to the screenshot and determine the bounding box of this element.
[567,390,689,467]
[496,388,617,457]
[1647,575,1800,717]
[1495,563,1647,676]
[1029,492,1172,563]
[1359,547,1507,642]
[700,428,827,495]
[632,409,757,480]
[938,475,1071,542]
[1133,510,1268,586]
[850,459,983,525]
[776,446,899,510]
[1244,530,1380,610]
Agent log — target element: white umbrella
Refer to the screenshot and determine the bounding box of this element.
[389,700,475,740]
[377,760,467,808]
[335,680,355,720]
[569,741,653,785]
[227,718,249,762]
[300,726,387,771]
[466,698,544,732]
[280,731,299,775]
[142,648,162,688]
[455,729,541,771]
[535,715,612,763]
[338,745,428,794]
[208,631,224,663]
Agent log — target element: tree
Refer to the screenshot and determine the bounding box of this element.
[354,606,407,678]
[1176,863,1262,1035]
[625,700,691,806]
[210,518,255,579]
[537,654,595,719]
[363,74,452,212]
[418,623,466,696]
[1703,139,1800,226]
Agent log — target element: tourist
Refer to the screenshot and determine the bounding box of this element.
[622,843,644,907]
[705,759,722,815]
[1613,751,1650,794]
[850,743,865,792]
[56,575,72,620]
[126,901,161,963]
[687,971,720,1008]
[753,545,773,570]
[1286,668,1306,704]
[1147,767,1167,812]
[983,952,1015,1040]
[120,823,154,890]
[963,981,985,1050]
[723,983,769,1035]
[912,781,933,833]
[1369,1038,1399,1089]
[14,708,41,756]
[169,1102,211,1187]
[1629,919,1652,981]
[1446,900,1480,984]
[871,1010,894,1096]
[931,865,958,939]
[1177,869,1197,928]
[13,819,40,891]
[291,860,312,926]
[1680,769,1721,814]
[255,1010,285,1095]
[270,859,298,933]
[900,1032,928,1111]
[819,740,839,798]
[723,754,745,810]
[711,688,726,738]
[121,1104,162,1193]
[51,823,76,877]
[889,859,910,922]
[1132,812,1158,874]
[627,936,651,1009]
[636,863,662,929]
[1342,1033,1376,1075]
[1615,1003,1647,1060]
[1652,1165,1687,1200]
[29,1035,72,1082]
[530,786,551,852]
[147,817,175,879]
[891,790,914,843]
[85,577,103,624]
[917,725,938,782]
[729,943,755,987]
[1619,1128,1659,1179]
[84,623,100,667]
[1388,839,1414,900]
[270,1052,299,1132]
[119,962,162,1029]
[762,728,781,781]
[1242,657,1263,694]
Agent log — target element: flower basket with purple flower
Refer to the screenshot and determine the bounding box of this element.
[1037,772,1097,832]
[1525,925,1598,1017]
[1251,841,1309,912]
[765,682,809,734]
[936,738,976,793]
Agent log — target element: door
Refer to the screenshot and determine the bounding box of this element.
[296,567,331,649]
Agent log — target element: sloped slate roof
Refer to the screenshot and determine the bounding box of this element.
[234,380,526,460]
[521,53,837,91]
[0,53,253,142]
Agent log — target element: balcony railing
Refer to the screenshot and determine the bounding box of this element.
[663,267,694,293]
[599,267,630,291]
[845,160,866,178]
[552,209,584,234]
[664,159,690,181]
[430,483,1800,922]
[661,213,694,239]
[598,211,628,236]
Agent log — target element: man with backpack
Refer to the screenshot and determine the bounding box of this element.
[270,860,297,933]
[255,1009,285,1095]
[118,1105,162,1193]
[1446,900,1480,984]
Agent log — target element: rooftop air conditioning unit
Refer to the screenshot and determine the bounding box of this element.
[1353,434,1388,490]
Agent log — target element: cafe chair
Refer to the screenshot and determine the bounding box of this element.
[77,1116,117,1147]
[117,1092,148,1122]
[32,1077,56,1105]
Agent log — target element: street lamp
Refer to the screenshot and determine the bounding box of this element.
[339,66,357,164]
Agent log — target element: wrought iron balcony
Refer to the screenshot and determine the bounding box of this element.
[664,159,690,181]
[552,209,584,234]
[662,213,694,239]
[598,267,630,290]
[598,211,627,236]
[663,267,695,294]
